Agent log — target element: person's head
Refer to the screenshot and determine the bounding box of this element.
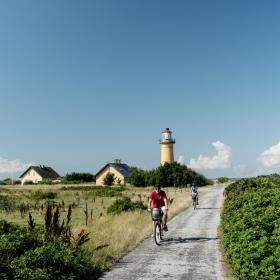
[155,184,161,192]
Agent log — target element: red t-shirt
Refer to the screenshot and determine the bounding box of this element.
[150,190,167,208]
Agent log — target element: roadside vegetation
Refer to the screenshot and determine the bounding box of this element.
[0,163,212,276]
[0,206,100,280]
[0,184,211,274]
[0,178,21,185]
[217,177,229,183]
[222,174,280,280]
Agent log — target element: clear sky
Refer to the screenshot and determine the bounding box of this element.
[1,0,280,179]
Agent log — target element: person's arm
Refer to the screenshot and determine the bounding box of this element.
[164,197,168,210]
[148,198,153,211]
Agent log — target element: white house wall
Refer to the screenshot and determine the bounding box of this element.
[21,169,43,185]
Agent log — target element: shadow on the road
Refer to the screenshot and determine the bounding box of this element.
[161,236,219,244]
[195,207,219,210]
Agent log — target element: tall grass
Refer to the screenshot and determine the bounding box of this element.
[0,185,211,271]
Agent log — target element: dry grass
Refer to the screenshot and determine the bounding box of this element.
[0,184,211,270]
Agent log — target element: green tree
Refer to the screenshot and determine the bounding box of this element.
[127,168,146,187]
[103,173,115,186]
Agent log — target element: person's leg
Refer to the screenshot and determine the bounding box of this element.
[163,210,168,225]
[196,195,199,205]
[192,193,196,205]
[151,220,155,237]
[162,207,168,231]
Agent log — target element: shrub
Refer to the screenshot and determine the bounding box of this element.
[91,186,124,197]
[10,239,97,280]
[0,195,15,211]
[24,180,35,185]
[30,191,57,200]
[222,175,280,280]
[0,206,101,280]
[61,186,124,197]
[107,196,147,214]
[62,172,95,184]
[217,177,229,183]
[103,173,115,186]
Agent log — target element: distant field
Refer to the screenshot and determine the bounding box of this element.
[0,184,211,271]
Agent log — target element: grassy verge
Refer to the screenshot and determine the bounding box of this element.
[0,185,211,272]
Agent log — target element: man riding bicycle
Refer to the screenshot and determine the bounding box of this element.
[191,182,199,205]
[148,184,168,234]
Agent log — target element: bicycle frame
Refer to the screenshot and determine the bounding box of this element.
[151,209,164,245]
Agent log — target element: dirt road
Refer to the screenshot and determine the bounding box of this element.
[100,185,225,280]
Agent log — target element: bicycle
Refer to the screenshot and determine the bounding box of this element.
[192,194,197,210]
[151,208,164,245]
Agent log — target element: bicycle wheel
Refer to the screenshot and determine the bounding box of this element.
[160,220,164,241]
[193,199,196,210]
[154,222,161,245]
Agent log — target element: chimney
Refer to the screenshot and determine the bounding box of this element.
[114,159,121,164]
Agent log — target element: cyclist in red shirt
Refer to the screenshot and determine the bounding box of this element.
[148,184,169,232]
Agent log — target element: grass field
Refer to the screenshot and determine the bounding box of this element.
[0,184,211,271]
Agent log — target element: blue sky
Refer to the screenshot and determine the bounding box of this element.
[1,0,280,179]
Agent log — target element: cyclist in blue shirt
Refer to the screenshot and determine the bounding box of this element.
[191,182,199,205]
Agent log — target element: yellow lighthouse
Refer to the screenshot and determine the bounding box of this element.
[160,128,176,165]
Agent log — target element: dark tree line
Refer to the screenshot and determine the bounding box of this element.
[127,162,212,187]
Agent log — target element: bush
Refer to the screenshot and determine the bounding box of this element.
[217,177,229,183]
[222,175,280,279]
[30,191,57,200]
[24,180,35,185]
[0,208,101,280]
[103,173,115,186]
[61,186,124,197]
[107,197,147,214]
[0,195,15,211]
[62,173,95,184]
[10,239,97,280]
[91,186,124,197]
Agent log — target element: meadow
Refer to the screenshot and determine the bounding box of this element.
[0,184,211,273]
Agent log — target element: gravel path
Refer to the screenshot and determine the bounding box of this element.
[100,185,225,280]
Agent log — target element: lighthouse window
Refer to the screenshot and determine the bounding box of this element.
[164,133,169,140]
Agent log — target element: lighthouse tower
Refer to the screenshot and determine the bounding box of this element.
[160,128,175,165]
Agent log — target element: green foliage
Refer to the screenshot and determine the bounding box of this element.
[0,195,15,211]
[222,174,280,280]
[40,179,60,185]
[107,196,147,214]
[61,186,124,197]
[127,168,146,187]
[91,186,124,197]
[24,180,35,185]
[0,205,100,280]
[61,186,96,191]
[10,239,96,280]
[30,191,57,200]
[0,178,21,185]
[128,162,211,187]
[62,172,95,184]
[217,177,229,183]
[103,172,115,186]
